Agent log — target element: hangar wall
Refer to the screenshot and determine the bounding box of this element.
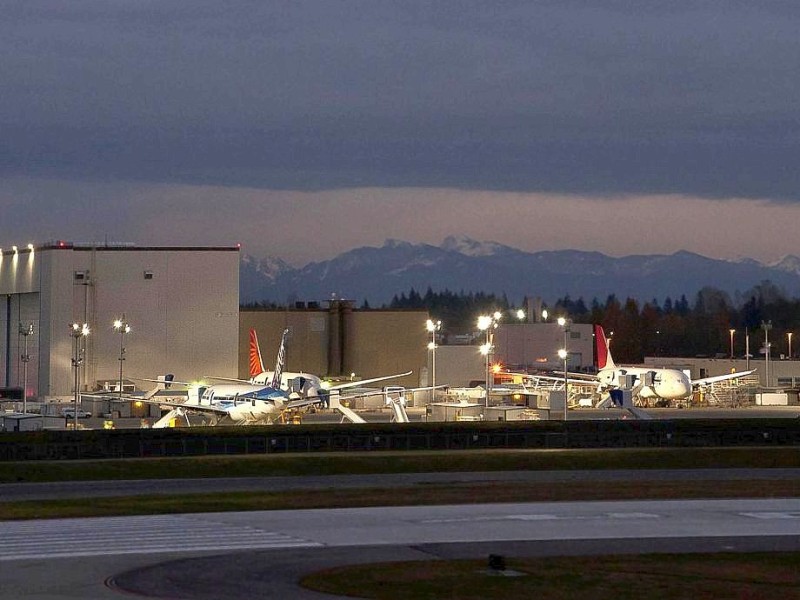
[0,243,239,399]
[239,302,427,387]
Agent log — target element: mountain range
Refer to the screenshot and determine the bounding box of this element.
[240,236,800,306]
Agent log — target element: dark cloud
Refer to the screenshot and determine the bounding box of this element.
[2,2,800,198]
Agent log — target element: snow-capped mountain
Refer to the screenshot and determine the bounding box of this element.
[239,239,800,305]
[769,255,800,277]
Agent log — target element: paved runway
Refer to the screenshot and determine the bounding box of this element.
[3,498,800,599]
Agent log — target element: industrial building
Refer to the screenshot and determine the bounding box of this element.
[0,242,240,400]
[240,300,427,388]
[493,321,594,372]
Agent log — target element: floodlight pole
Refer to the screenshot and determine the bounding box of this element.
[762,321,772,387]
[114,316,131,401]
[70,323,89,429]
[19,323,34,414]
[558,317,571,421]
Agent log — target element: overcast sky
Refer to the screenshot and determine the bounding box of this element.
[2,1,799,264]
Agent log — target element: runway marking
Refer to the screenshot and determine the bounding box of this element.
[740,512,800,519]
[419,512,661,524]
[0,514,322,561]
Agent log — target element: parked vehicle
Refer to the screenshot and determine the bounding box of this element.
[61,408,91,418]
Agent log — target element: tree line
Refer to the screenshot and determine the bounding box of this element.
[388,281,797,363]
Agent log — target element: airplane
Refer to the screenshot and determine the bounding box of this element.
[205,328,412,402]
[137,329,327,427]
[505,325,756,405]
[593,325,756,402]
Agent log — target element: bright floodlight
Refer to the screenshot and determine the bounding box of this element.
[493,311,502,321]
[427,341,436,350]
[477,315,493,331]
[557,316,566,327]
[114,319,122,329]
[542,309,548,321]
[516,309,525,320]
[558,348,568,359]
[479,342,492,355]
[71,322,89,336]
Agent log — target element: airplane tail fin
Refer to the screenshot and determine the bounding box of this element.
[269,329,289,389]
[594,325,617,370]
[249,329,265,379]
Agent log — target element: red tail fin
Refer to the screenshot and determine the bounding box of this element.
[594,325,616,369]
[249,329,265,378]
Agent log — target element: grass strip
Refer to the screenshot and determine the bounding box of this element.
[300,552,800,600]
[2,479,798,520]
[2,446,800,483]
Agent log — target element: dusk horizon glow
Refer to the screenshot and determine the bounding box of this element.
[3,3,799,267]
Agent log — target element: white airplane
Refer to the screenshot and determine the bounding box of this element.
[513,325,756,406]
[593,325,756,402]
[143,329,323,427]
[205,328,412,401]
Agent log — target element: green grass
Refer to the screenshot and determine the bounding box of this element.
[2,446,800,483]
[300,553,800,600]
[2,478,799,521]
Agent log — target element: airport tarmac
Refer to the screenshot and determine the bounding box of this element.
[3,498,800,599]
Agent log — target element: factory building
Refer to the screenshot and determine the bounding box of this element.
[493,321,595,372]
[240,300,427,388]
[0,242,239,400]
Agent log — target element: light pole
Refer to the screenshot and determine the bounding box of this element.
[426,319,441,400]
[788,332,793,360]
[477,313,502,402]
[745,328,751,370]
[558,348,568,421]
[19,323,34,414]
[477,315,494,405]
[114,316,131,401]
[70,322,90,429]
[557,316,571,420]
[762,320,772,387]
[479,342,491,407]
[729,329,736,361]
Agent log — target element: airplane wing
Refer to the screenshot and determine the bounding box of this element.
[522,373,599,387]
[202,375,251,384]
[693,369,758,388]
[326,371,413,391]
[139,398,230,415]
[284,397,326,411]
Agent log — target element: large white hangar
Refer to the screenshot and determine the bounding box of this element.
[0,242,240,400]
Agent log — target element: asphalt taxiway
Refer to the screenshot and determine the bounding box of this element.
[3,498,800,599]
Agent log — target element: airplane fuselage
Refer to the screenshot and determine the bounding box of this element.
[191,383,288,423]
[597,367,693,400]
